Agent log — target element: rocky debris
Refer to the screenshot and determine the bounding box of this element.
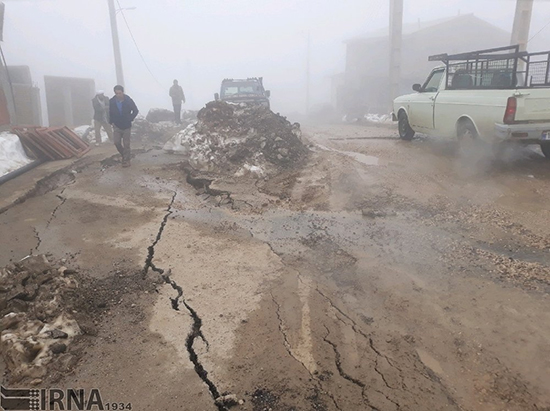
[250,388,279,411]
[132,116,181,143]
[0,255,81,382]
[214,394,240,408]
[146,108,197,124]
[146,108,175,123]
[49,329,69,339]
[361,208,395,218]
[163,101,308,175]
[50,342,67,354]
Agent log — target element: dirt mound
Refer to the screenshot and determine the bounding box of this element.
[163,101,308,175]
[0,255,81,383]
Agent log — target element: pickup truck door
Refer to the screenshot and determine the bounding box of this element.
[409,68,445,130]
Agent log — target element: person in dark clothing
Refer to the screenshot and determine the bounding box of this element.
[169,79,185,124]
[109,85,139,167]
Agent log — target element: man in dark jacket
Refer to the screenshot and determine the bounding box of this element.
[169,79,185,124]
[109,85,139,167]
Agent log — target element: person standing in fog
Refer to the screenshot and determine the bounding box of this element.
[109,85,139,167]
[92,90,113,146]
[169,79,185,124]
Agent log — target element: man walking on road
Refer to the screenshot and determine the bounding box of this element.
[169,79,185,124]
[92,90,113,146]
[109,85,139,167]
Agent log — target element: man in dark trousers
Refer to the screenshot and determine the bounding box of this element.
[169,79,185,124]
[109,85,139,167]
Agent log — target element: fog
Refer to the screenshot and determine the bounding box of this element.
[3,0,550,118]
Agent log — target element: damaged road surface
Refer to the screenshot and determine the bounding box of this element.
[1,121,550,411]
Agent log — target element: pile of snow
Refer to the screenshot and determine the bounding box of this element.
[73,125,111,144]
[0,132,34,177]
[342,113,396,124]
[365,113,393,124]
[163,100,307,175]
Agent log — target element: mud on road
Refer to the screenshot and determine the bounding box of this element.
[1,123,550,411]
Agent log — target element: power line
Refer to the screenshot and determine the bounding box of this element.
[528,18,550,44]
[115,0,163,87]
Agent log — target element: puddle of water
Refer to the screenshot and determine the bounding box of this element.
[340,150,381,166]
[315,144,384,166]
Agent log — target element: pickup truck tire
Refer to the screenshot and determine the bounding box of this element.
[457,121,479,141]
[541,142,550,159]
[398,112,415,141]
[457,120,484,158]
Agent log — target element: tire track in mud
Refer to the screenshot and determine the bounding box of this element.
[142,190,228,411]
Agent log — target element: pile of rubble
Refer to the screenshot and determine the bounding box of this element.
[73,108,198,145]
[163,101,308,176]
[0,255,81,383]
[145,108,197,124]
[133,109,196,143]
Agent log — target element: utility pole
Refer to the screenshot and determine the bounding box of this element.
[107,0,124,86]
[306,32,311,116]
[389,0,403,108]
[511,0,534,52]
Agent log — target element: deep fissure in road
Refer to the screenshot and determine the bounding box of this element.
[143,191,227,411]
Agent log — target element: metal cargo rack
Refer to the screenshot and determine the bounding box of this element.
[428,45,550,90]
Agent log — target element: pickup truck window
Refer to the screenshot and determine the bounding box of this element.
[422,69,445,93]
[447,67,516,89]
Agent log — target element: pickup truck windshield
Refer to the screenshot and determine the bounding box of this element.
[222,83,262,97]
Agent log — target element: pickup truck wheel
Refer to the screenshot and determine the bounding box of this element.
[541,142,550,159]
[398,112,415,141]
[457,121,484,157]
[457,121,478,141]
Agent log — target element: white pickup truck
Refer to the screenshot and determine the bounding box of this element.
[392,46,550,159]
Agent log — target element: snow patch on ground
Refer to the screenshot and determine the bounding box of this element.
[0,132,34,177]
[73,125,109,143]
[365,113,393,124]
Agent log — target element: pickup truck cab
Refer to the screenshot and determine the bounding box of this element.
[392,45,550,158]
[214,77,271,109]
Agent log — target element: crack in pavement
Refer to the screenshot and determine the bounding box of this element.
[323,325,380,411]
[235,220,401,410]
[31,226,41,255]
[143,191,177,275]
[46,189,68,229]
[270,290,343,411]
[142,191,225,410]
[317,286,409,401]
[262,242,344,411]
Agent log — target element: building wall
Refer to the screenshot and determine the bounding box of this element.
[343,15,510,114]
[7,66,42,126]
[45,76,95,127]
[12,84,42,125]
[0,60,16,128]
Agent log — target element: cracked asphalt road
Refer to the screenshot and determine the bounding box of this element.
[1,124,550,411]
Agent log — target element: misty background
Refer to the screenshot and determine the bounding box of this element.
[3,0,550,118]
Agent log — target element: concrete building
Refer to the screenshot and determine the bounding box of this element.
[6,65,42,126]
[45,75,95,127]
[338,14,510,116]
[0,56,16,128]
